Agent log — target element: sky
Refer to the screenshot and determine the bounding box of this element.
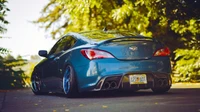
[0,0,56,59]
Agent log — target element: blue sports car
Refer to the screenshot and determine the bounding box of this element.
[31,30,172,97]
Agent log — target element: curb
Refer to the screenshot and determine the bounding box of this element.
[172,83,200,88]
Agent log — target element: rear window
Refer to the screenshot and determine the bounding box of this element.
[80,30,137,41]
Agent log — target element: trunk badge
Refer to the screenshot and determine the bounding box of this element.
[129,46,138,51]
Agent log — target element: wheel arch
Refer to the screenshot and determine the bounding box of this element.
[62,61,80,92]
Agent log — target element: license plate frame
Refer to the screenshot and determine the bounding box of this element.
[129,74,147,84]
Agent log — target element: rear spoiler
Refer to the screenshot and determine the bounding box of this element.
[97,36,156,46]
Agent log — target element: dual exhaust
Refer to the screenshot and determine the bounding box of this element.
[104,81,118,90]
[157,79,168,87]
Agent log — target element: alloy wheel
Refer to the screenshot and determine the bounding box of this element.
[32,75,41,92]
[63,66,71,94]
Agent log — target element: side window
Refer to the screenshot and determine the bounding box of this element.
[48,41,60,55]
[48,36,76,55]
[62,36,76,51]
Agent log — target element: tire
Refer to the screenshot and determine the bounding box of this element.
[151,86,171,94]
[31,74,48,95]
[63,65,79,98]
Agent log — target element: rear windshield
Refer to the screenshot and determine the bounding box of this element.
[80,30,138,41]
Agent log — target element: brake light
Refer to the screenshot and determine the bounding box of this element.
[153,47,170,56]
[81,49,114,60]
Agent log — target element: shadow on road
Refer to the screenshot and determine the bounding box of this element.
[47,89,176,99]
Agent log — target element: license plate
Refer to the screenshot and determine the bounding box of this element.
[129,74,147,84]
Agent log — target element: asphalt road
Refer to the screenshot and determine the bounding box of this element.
[0,87,200,112]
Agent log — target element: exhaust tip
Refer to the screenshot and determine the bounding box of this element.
[110,81,117,89]
[158,79,163,87]
[157,79,169,87]
[104,82,110,89]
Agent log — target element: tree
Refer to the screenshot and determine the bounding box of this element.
[0,0,9,35]
[36,0,199,38]
[0,0,10,54]
[36,0,200,81]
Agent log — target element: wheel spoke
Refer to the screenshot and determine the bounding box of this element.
[32,81,37,91]
[32,76,41,92]
[63,67,71,94]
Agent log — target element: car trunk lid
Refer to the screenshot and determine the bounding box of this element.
[97,37,161,60]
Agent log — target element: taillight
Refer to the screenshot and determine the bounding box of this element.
[153,47,170,56]
[81,49,114,60]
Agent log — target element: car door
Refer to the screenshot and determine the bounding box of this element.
[42,35,77,92]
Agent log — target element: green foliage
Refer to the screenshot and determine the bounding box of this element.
[0,47,9,55]
[0,0,9,35]
[171,15,200,82]
[36,0,200,82]
[0,0,10,54]
[36,0,168,38]
[174,49,200,81]
[0,54,28,89]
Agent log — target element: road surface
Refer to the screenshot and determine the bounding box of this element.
[0,86,200,112]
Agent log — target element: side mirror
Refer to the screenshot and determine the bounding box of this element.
[38,50,48,57]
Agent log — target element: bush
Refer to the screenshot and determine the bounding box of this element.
[174,49,200,82]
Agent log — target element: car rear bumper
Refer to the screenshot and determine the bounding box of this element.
[77,71,172,92]
[92,72,172,91]
[74,57,171,92]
